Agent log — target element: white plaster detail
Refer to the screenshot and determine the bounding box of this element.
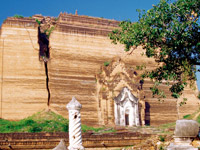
[114,87,140,126]
[53,139,67,150]
[66,97,84,150]
[167,120,199,150]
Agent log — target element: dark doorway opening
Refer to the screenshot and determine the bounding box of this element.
[125,114,129,126]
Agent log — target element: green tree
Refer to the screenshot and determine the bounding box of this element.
[109,0,200,98]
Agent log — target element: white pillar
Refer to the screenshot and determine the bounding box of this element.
[66,97,84,150]
[114,102,118,125]
[120,106,125,126]
[135,102,140,126]
[129,107,133,126]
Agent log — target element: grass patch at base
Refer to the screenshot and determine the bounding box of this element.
[0,110,101,133]
[82,124,103,132]
[183,114,191,119]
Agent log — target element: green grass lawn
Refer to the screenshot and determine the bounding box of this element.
[0,110,102,133]
[1,108,200,133]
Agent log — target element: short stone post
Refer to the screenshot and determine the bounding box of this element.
[167,120,199,150]
[66,97,84,150]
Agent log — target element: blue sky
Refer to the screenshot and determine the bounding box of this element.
[0,0,161,24]
[0,0,199,90]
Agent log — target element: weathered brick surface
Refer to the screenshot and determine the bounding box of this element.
[0,132,153,149]
[0,13,199,126]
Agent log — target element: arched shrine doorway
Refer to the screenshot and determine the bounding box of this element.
[114,87,140,126]
[95,58,145,126]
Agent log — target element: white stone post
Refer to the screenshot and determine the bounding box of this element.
[167,120,199,150]
[66,97,84,150]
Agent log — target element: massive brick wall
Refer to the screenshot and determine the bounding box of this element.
[0,13,199,126]
[0,18,47,120]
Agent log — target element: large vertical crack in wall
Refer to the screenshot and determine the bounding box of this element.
[37,17,54,107]
[44,62,50,106]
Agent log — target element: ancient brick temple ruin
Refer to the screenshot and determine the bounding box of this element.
[0,12,199,126]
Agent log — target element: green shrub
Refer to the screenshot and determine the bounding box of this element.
[13,14,24,18]
[46,26,55,38]
[23,119,35,125]
[36,19,41,25]
[197,115,200,124]
[183,114,191,119]
[136,64,146,70]
[54,17,58,21]
[29,125,42,133]
[63,124,69,132]
[159,145,164,150]
[198,92,200,99]
[43,26,55,38]
[104,61,110,66]
[159,135,165,142]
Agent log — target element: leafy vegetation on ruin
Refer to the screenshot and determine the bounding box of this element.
[36,18,55,38]
[44,26,55,38]
[198,92,200,99]
[0,110,102,133]
[13,14,24,18]
[104,61,110,66]
[109,0,200,99]
[35,19,41,25]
